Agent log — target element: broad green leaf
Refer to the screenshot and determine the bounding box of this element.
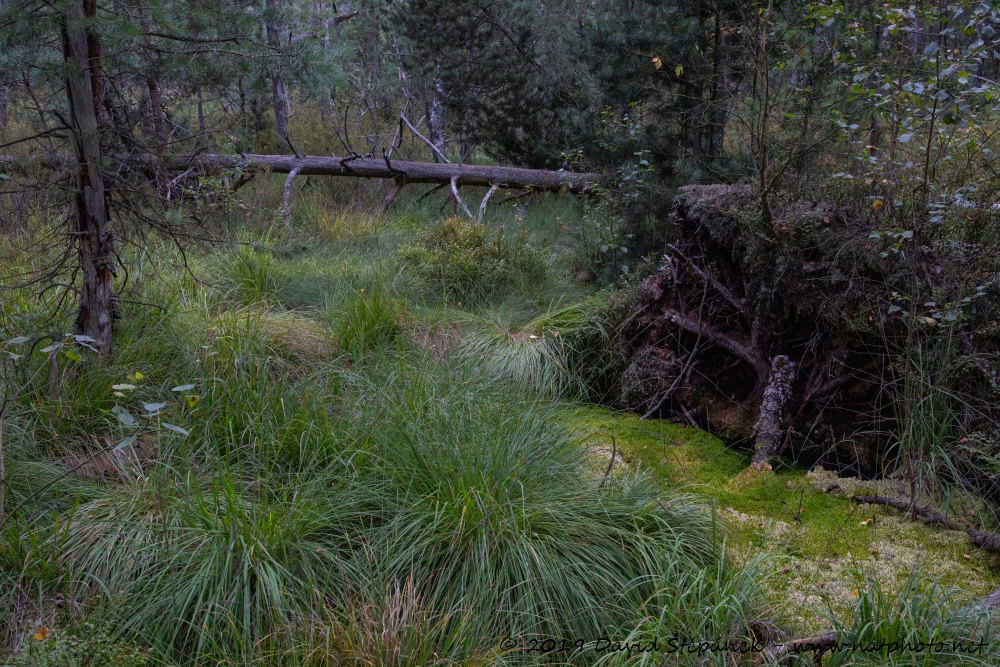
[112,435,138,452]
[111,405,136,427]
[162,423,189,436]
[172,384,196,392]
[143,402,168,413]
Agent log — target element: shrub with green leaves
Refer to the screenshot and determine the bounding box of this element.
[398,217,548,301]
[5,625,150,667]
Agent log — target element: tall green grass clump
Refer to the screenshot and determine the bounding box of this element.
[593,546,775,666]
[821,569,1000,667]
[224,243,280,302]
[324,288,408,358]
[453,298,613,398]
[339,359,717,646]
[51,440,363,663]
[398,217,548,303]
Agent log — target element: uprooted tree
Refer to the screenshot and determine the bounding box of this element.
[615,184,1000,486]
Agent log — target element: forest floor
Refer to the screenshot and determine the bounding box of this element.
[3,181,999,664]
[569,407,1000,635]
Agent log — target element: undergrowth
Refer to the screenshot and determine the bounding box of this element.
[0,182,996,666]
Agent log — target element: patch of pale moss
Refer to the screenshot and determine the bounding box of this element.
[560,405,1000,636]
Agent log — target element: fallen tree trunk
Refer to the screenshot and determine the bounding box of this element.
[2,152,603,193]
[138,153,603,194]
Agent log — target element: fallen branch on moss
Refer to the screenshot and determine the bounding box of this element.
[851,494,1000,552]
[772,631,839,662]
[770,584,1000,663]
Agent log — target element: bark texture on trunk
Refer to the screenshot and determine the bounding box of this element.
[426,72,447,162]
[271,75,290,141]
[266,0,291,145]
[752,355,797,464]
[62,0,114,350]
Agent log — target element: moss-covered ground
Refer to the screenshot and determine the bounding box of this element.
[564,405,1000,634]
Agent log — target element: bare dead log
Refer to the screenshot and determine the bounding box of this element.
[972,585,1000,612]
[772,631,838,662]
[771,585,1000,664]
[149,153,601,193]
[3,153,602,194]
[752,355,798,464]
[852,495,1000,552]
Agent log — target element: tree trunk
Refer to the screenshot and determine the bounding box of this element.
[752,355,797,465]
[61,0,115,351]
[197,87,206,137]
[0,80,8,130]
[271,75,291,142]
[426,70,447,163]
[265,0,291,146]
[708,11,725,158]
[139,5,168,199]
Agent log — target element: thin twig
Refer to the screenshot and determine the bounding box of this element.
[400,112,450,164]
[600,436,616,488]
